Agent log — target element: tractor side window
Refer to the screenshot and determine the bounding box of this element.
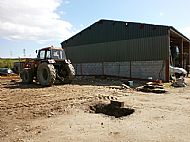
[51,50,65,59]
[39,50,45,59]
[46,50,51,59]
[60,51,63,59]
[52,50,60,59]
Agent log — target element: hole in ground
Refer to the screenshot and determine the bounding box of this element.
[90,103,135,118]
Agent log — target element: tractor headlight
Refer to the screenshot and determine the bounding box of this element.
[48,59,56,63]
[65,59,71,64]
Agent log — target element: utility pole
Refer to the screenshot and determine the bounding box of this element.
[23,49,26,57]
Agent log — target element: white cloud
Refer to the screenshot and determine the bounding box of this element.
[0,0,74,42]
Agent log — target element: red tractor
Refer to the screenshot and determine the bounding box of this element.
[21,46,75,86]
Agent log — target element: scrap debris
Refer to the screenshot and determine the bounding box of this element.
[172,77,187,87]
[136,81,166,93]
[121,84,131,89]
[109,84,131,90]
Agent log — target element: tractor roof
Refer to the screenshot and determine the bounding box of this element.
[40,46,63,51]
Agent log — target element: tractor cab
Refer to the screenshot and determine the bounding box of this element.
[37,46,66,60]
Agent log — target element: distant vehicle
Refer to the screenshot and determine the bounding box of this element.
[170,65,187,78]
[0,68,14,76]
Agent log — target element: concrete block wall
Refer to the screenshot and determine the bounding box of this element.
[104,62,120,76]
[74,63,102,75]
[119,62,131,77]
[131,61,165,80]
[74,60,166,81]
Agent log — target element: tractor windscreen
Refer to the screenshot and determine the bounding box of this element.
[51,49,66,59]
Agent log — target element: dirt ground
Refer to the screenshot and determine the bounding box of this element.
[0,77,190,142]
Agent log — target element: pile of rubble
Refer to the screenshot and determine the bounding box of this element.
[108,76,187,93]
[136,82,166,93]
[172,77,187,87]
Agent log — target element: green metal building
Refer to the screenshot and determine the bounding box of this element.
[61,19,190,81]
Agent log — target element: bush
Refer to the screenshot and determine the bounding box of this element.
[0,59,17,68]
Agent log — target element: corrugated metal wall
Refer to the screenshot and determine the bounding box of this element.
[64,35,169,63]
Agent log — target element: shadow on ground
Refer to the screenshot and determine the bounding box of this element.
[2,76,146,89]
[89,103,135,118]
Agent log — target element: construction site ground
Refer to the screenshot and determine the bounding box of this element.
[0,76,190,142]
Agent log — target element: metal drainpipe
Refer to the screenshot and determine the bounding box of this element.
[102,62,104,76]
[80,64,83,76]
[130,60,132,79]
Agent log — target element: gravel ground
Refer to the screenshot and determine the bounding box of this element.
[0,77,190,142]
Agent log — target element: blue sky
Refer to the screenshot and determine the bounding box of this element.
[0,0,190,58]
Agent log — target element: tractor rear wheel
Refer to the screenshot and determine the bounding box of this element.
[21,68,33,84]
[37,63,56,86]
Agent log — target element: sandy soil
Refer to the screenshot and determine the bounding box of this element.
[0,77,190,142]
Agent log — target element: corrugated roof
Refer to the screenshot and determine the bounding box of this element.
[61,19,190,47]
